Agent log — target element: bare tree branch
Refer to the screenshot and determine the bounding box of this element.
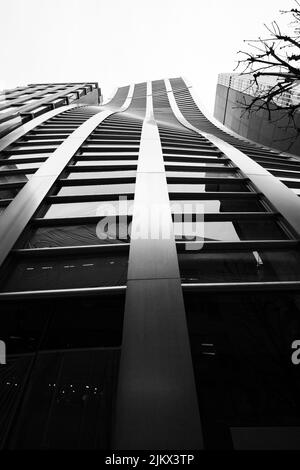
[234,0,300,146]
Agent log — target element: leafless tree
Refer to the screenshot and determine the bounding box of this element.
[235,0,300,143]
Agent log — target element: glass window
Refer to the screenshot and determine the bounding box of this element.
[174,219,287,242]
[0,107,16,114]
[166,171,238,178]
[80,152,138,158]
[7,154,49,160]
[165,161,228,168]
[0,355,33,448]
[0,173,32,183]
[0,188,21,200]
[0,252,129,292]
[179,249,300,283]
[0,163,41,170]
[66,93,77,101]
[45,200,134,218]
[51,98,65,105]
[75,160,138,167]
[12,145,57,151]
[41,295,124,349]
[184,291,300,449]
[29,106,50,114]
[57,183,135,196]
[168,183,249,193]
[20,99,40,104]
[164,155,223,162]
[66,170,137,180]
[0,294,124,354]
[22,224,130,248]
[170,198,265,212]
[7,349,120,449]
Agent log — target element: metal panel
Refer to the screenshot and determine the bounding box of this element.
[114,82,203,449]
[115,278,203,449]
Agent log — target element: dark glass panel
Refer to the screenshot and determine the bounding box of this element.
[67,170,136,179]
[179,249,300,283]
[184,292,300,449]
[165,161,227,168]
[166,170,238,178]
[168,183,249,193]
[7,154,49,160]
[22,224,129,248]
[0,294,125,355]
[174,220,287,242]
[0,355,33,448]
[0,174,31,183]
[170,198,265,213]
[8,349,119,449]
[0,252,129,292]
[0,188,21,200]
[75,160,138,166]
[0,163,40,171]
[41,296,124,350]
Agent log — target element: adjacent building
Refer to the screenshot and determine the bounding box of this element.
[214,72,300,156]
[0,82,100,138]
[0,78,300,450]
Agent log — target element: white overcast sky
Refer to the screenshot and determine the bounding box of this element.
[0,0,294,112]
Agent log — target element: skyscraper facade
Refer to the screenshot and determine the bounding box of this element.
[0,78,300,450]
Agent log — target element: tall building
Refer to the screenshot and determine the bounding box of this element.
[214,72,300,156]
[0,78,300,450]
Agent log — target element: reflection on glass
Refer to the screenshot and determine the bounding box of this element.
[8,154,49,160]
[23,223,130,248]
[164,155,223,162]
[166,171,238,178]
[57,183,135,196]
[45,200,134,218]
[0,174,32,183]
[170,199,264,212]
[0,107,15,114]
[174,221,240,241]
[174,220,286,241]
[80,152,138,158]
[168,183,249,192]
[184,291,300,440]
[0,188,21,200]
[0,253,129,292]
[75,160,138,166]
[0,163,41,170]
[179,249,300,283]
[67,170,137,179]
[165,161,227,168]
[6,349,120,449]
